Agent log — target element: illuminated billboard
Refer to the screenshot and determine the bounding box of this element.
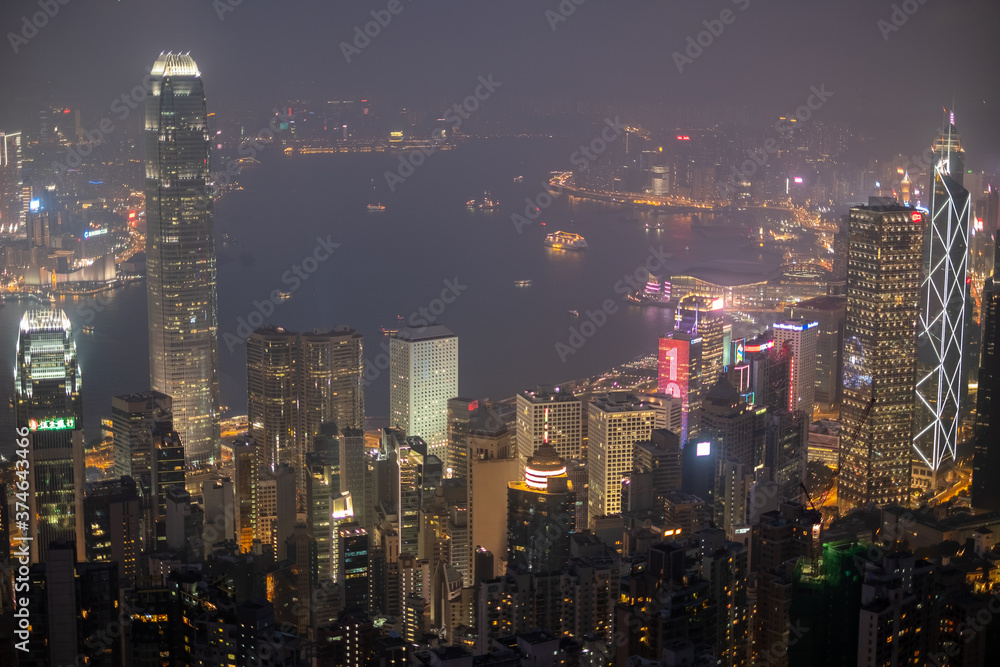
[659,336,692,441]
[28,417,76,431]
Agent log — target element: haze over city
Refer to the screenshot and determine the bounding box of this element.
[1,1,1000,666]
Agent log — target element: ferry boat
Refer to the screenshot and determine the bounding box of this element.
[513,175,524,183]
[367,203,387,211]
[82,325,95,334]
[466,191,499,210]
[544,231,588,250]
[568,310,580,317]
[514,279,532,287]
[276,291,292,302]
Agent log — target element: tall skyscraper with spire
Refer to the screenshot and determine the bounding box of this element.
[838,199,922,510]
[914,113,971,480]
[145,52,221,464]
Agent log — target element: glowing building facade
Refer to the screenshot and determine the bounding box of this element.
[914,117,971,476]
[839,199,922,509]
[145,52,220,464]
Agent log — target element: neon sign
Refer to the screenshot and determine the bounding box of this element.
[29,417,76,431]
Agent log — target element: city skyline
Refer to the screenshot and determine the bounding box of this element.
[2,4,1000,664]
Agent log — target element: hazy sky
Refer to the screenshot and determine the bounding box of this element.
[2,0,999,165]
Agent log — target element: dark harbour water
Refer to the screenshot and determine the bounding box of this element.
[0,138,779,448]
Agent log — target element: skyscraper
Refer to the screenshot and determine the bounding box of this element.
[914,116,972,479]
[773,320,819,418]
[16,309,85,563]
[587,393,656,518]
[145,52,221,464]
[972,238,1000,510]
[507,444,575,573]
[111,391,173,480]
[0,131,27,230]
[389,325,458,462]
[839,199,922,510]
[786,296,846,409]
[675,294,725,386]
[658,332,704,443]
[515,385,583,471]
[248,326,366,497]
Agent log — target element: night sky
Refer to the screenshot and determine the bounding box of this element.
[2,0,999,164]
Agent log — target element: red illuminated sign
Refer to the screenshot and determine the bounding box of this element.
[659,337,693,438]
[676,135,691,141]
[468,400,479,411]
[911,212,923,223]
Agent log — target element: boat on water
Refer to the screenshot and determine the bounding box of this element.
[513,175,524,183]
[276,291,292,302]
[544,231,588,250]
[568,310,580,317]
[367,178,386,211]
[466,191,499,210]
[514,279,532,287]
[82,325,95,334]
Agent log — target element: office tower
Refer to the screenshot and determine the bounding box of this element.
[330,492,356,584]
[729,336,792,412]
[16,309,85,563]
[566,459,589,532]
[395,435,427,557]
[305,449,339,581]
[637,391,684,435]
[714,459,751,536]
[389,325,459,462]
[301,326,365,433]
[507,444,575,573]
[972,239,1000,509]
[82,477,141,585]
[698,376,763,472]
[231,436,257,551]
[257,463,297,560]
[764,409,808,502]
[247,326,298,477]
[587,393,656,518]
[338,522,370,611]
[786,296,846,408]
[467,426,517,578]
[248,326,366,497]
[632,429,683,499]
[839,199,922,510]
[112,391,173,480]
[773,320,819,417]
[675,294,725,385]
[0,131,26,229]
[340,427,370,529]
[447,397,508,479]
[145,52,221,464]
[658,332,704,443]
[515,385,583,468]
[151,428,185,531]
[202,478,236,549]
[915,120,972,479]
[931,111,965,186]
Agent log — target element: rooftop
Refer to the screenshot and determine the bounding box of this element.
[150,52,201,78]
